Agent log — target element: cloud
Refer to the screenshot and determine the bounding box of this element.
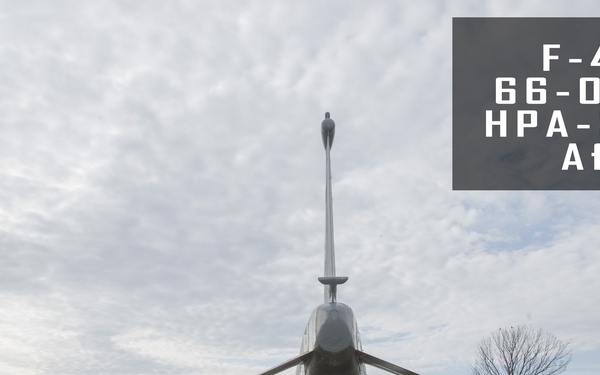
[1,1,600,374]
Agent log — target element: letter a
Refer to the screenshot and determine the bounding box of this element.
[546,110,568,137]
[562,143,583,170]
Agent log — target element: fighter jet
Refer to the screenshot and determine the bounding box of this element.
[257,113,419,375]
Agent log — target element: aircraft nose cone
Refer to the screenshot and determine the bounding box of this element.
[321,112,335,149]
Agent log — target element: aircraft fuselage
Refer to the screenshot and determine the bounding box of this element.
[298,302,365,375]
[256,113,419,375]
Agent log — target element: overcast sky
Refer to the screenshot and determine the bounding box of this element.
[2,1,600,374]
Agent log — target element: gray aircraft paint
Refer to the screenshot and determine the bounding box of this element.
[257,113,419,375]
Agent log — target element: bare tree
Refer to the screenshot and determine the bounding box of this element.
[471,325,572,375]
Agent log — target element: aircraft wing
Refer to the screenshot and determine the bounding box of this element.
[357,350,420,375]
[257,351,313,375]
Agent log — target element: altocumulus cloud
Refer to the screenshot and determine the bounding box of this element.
[1,1,600,375]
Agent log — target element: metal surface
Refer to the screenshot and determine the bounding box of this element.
[357,351,421,375]
[259,351,314,375]
[257,113,420,375]
[322,112,338,303]
[302,302,363,375]
[318,276,348,304]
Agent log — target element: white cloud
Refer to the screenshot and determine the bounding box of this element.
[1,1,600,374]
